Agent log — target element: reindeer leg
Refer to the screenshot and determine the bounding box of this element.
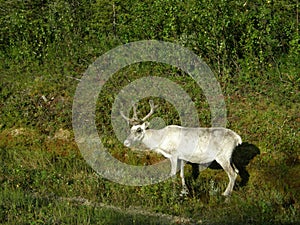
[216,158,238,196]
[180,160,189,195]
[169,155,178,177]
[169,155,179,196]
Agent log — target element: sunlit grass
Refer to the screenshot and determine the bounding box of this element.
[0,45,299,225]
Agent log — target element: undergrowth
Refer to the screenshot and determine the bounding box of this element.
[0,0,299,224]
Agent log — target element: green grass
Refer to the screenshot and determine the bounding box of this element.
[0,188,180,225]
[1,1,299,223]
[0,29,299,225]
[0,80,299,224]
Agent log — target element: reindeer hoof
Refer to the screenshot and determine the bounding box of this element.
[222,192,231,197]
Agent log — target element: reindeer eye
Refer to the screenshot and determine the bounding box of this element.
[136,127,142,133]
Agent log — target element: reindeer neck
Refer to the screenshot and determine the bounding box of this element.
[142,128,164,150]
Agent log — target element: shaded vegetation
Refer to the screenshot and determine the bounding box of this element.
[0,0,299,224]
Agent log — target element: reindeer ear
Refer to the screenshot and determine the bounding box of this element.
[143,121,150,129]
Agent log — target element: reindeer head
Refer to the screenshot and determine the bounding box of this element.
[120,100,157,147]
[123,122,150,147]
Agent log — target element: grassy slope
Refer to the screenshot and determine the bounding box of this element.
[0,57,299,225]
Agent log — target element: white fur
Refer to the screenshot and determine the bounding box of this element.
[125,123,242,196]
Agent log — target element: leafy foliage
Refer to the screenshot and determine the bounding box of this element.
[0,0,299,224]
[1,0,299,71]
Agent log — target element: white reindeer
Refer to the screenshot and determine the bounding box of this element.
[121,100,242,196]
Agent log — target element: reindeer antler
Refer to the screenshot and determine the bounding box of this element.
[142,100,158,121]
[120,100,157,125]
[120,102,138,124]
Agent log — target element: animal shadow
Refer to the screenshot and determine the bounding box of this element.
[231,142,260,186]
[191,142,260,187]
